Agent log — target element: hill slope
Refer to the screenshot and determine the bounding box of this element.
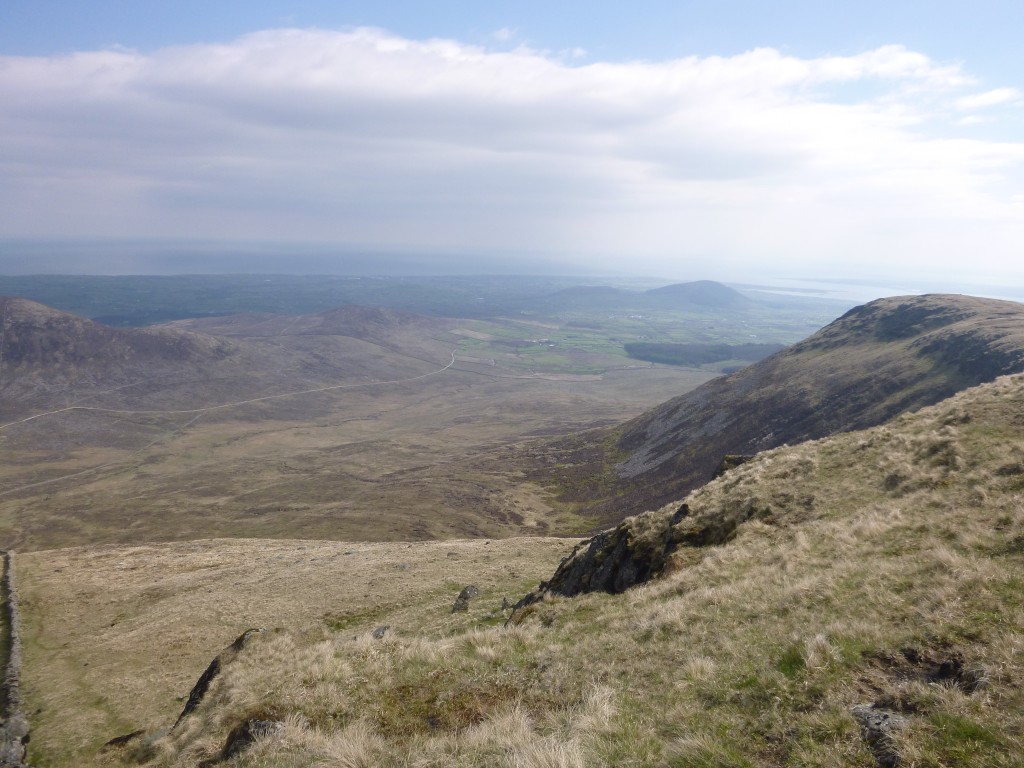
[529,294,1024,522]
[29,370,1024,766]
[0,296,240,415]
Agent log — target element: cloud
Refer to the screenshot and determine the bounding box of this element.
[955,87,1023,110]
[0,28,1022,282]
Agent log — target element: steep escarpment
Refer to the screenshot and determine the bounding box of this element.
[530,294,1024,523]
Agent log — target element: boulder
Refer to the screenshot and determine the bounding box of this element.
[509,505,689,619]
[451,585,480,613]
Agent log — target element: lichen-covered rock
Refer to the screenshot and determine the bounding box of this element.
[852,704,906,768]
[451,585,480,613]
[509,505,690,618]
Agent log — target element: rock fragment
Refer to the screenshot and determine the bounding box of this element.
[451,585,480,613]
[852,704,906,768]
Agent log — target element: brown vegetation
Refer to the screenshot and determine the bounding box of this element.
[17,370,1024,766]
[0,301,713,550]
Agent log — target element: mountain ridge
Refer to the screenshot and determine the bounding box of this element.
[525,293,1024,522]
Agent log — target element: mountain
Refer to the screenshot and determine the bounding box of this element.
[642,279,751,308]
[527,294,1024,522]
[0,296,236,371]
[0,299,457,416]
[0,296,244,417]
[42,370,1024,767]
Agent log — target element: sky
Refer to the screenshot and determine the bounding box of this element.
[1,1,1023,286]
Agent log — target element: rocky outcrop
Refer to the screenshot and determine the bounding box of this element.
[101,730,145,751]
[510,505,697,618]
[510,488,777,618]
[175,629,265,728]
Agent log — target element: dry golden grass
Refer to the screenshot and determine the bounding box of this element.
[19,372,1024,767]
[15,536,579,766]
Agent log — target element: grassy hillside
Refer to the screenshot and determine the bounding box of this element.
[19,371,1024,766]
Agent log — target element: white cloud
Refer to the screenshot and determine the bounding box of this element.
[955,87,1023,110]
[0,28,1022,283]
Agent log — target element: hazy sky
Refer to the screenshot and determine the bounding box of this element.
[1,1,1022,284]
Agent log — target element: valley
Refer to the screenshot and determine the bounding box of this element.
[5,278,1024,766]
[0,280,843,552]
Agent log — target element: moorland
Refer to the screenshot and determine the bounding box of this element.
[5,275,1024,767]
